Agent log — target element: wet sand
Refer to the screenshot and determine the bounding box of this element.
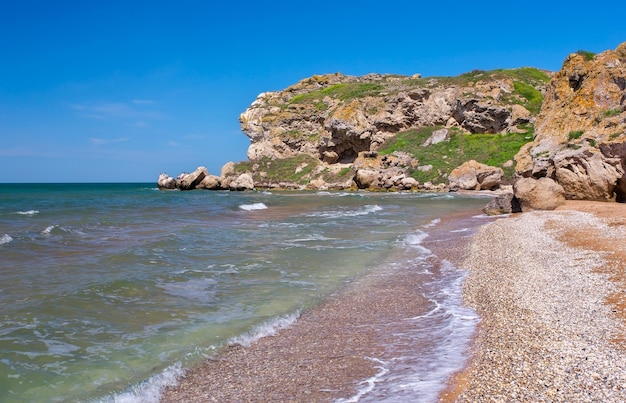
[161,211,481,402]
[451,201,626,401]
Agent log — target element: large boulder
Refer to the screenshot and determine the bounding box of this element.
[157,173,177,190]
[197,175,222,190]
[448,160,503,191]
[482,192,522,215]
[354,168,380,189]
[552,147,624,201]
[514,177,566,211]
[229,173,254,191]
[176,166,208,190]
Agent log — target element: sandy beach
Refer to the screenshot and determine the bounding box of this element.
[161,200,626,402]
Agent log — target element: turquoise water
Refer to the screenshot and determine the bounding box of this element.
[0,184,491,402]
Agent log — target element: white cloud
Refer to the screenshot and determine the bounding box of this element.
[167,141,180,147]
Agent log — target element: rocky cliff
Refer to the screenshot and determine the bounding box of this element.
[160,42,626,204]
[515,42,626,202]
[236,68,549,190]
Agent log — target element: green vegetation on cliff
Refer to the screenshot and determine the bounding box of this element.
[289,82,385,107]
[379,126,534,184]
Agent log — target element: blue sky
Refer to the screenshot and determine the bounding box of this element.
[1,1,624,183]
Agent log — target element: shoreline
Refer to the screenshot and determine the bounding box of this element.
[451,201,626,401]
[160,210,485,402]
[160,200,626,401]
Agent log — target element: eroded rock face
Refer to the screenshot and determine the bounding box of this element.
[240,72,541,167]
[515,42,626,202]
[552,147,624,201]
[448,160,504,191]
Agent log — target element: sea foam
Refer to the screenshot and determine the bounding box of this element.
[403,230,429,246]
[98,362,185,403]
[42,225,57,235]
[228,312,300,348]
[239,202,268,211]
[307,204,382,219]
[0,234,13,245]
[16,210,39,215]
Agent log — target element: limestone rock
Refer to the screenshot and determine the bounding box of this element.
[422,128,450,146]
[534,46,626,144]
[551,147,624,201]
[354,169,380,189]
[515,42,626,202]
[514,177,566,211]
[240,71,545,166]
[482,192,522,215]
[176,166,208,191]
[220,161,236,178]
[197,175,222,190]
[157,173,177,190]
[448,160,503,191]
[229,173,254,191]
[352,150,417,190]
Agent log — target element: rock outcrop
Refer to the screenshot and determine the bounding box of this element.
[158,164,255,191]
[233,68,550,191]
[352,151,418,191]
[515,42,626,202]
[160,43,626,200]
[157,173,177,190]
[240,72,541,166]
[176,166,208,191]
[448,160,503,191]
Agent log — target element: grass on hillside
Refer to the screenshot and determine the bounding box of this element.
[379,126,534,184]
[289,82,385,106]
[576,50,596,61]
[288,67,550,117]
[234,154,322,185]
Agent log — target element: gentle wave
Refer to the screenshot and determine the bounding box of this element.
[15,210,39,215]
[403,230,429,246]
[229,312,300,348]
[0,234,13,245]
[422,218,441,228]
[42,225,57,235]
[307,204,382,219]
[450,227,471,233]
[239,202,268,211]
[98,362,185,403]
[336,357,389,403]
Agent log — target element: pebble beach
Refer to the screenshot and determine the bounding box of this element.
[450,201,626,402]
[161,200,626,402]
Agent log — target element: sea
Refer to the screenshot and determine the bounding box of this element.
[0,183,496,402]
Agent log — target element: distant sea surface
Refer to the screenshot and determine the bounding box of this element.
[0,183,493,402]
